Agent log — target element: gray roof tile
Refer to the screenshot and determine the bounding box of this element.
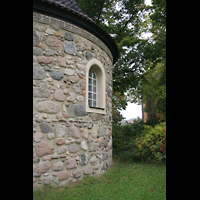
[42,0,93,21]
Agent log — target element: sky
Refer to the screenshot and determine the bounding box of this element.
[145,0,152,6]
[119,0,152,120]
[120,102,142,120]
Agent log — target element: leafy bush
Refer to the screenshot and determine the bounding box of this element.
[112,118,144,151]
[112,117,166,163]
[132,121,166,163]
[143,115,162,127]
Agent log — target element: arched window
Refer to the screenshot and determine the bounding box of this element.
[88,68,97,107]
[86,58,106,114]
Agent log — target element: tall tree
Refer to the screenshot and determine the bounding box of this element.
[126,0,166,120]
[76,0,115,24]
[76,0,166,123]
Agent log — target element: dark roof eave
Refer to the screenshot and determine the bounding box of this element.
[33,0,119,64]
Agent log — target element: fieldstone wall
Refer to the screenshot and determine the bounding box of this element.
[33,17,113,187]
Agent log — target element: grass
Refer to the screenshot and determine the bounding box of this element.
[33,154,166,200]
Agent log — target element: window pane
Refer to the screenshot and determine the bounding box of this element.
[93,71,96,79]
[89,85,92,92]
[88,99,92,106]
[89,69,92,77]
[88,68,97,108]
[89,92,92,99]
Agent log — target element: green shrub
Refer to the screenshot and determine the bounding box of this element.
[130,121,166,163]
[112,118,144,151]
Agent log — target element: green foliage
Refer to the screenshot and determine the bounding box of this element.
[143,115,162,127]
[112,116,165,163]
[131,121,166,163]
[112,117,144,151]
[112,92,127,125]
[140,62,166,120]
[113,0,165,120]
[76,0,116,25]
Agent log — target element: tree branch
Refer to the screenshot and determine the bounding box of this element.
[96,0,106,24]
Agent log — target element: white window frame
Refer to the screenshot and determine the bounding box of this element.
[85,58,106,114]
